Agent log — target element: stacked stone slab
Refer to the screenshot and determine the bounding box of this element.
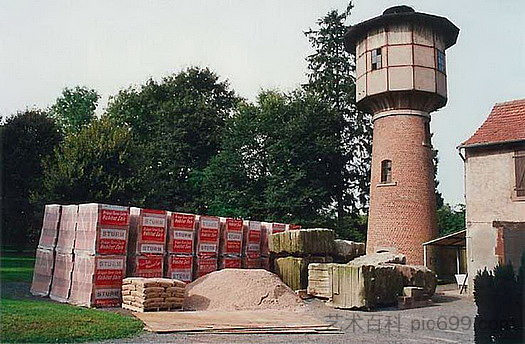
[242,220,261,268]
[270,228,336,290]
[128,208,167,278]
[260,222,286,269]
[69,204,129,307]
[194,216,220,278]
[31,204,61,297]
[218,218,243,269]
[166,212,196,283]
[121,277,185,312]
[333,240,366,263]
[307,252,437,309]
[50,204,78,302]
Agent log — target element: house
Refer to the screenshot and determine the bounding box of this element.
[459,98,525,288]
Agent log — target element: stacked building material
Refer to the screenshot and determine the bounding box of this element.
[397,286,432,309]
[218,218,243,269]
[121,277,185,312]
[166,212,195,283]
[166,254,194,283]
[194,216,220,278]
[50,205,78,302]
[274,256,333,291]
[242,220,261,268]
[269,228,336,290]
[69,204,129,307]
[31,204,62,297]
[261,222,286,270]
[333,239,366,263]
[307,263,335,299]
[128,208,167,278]
[69,255,126,307]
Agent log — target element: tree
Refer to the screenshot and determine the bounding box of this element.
[1,110,62,248]
[106,67,239,212]
[50,86,100,134]
[436,203,465,236]
[39,118,137,206]
[304,2,372,233]
[432,148,445,209]
[203,90,363,237]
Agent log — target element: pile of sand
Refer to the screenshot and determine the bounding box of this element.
[183,269,305,311]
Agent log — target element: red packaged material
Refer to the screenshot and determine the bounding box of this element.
[75,204,130,255]
[218,256,242,269]
[219,218,243,256]
[49,252,74,302]
[194,256,217,278]
[243,220,261,257]
[242,255,261,269]
[129,208,167,255]
[37,204,61,250]
[166,254,193,283]
[69,255,126,307]
[271,223,286,234]
[127,255,163,278]
[168,212,196,254]
[55,205,78,254]
[196,216,220,257]
[30,248,55,296]
[288,224,301,230]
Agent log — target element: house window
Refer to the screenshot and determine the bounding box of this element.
[437,50,446,72]
[515,150,525,198]
[371,48,382,70]
[381,160,392,183]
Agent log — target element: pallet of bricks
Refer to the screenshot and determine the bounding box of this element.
[166,212,196,283]
[128,208,167,278]
[31,204,62,297]
[49,204,77,302]
[260,222,286,271]
[68,204,129,307]
[218,218,243,269]
[242,220,262,268]
[270,228,335,291]
[121,277,185,312]
[194,215,220,277]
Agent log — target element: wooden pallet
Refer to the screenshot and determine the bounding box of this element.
[122,303,182,313]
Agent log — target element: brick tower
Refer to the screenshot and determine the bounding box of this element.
[344,6,459,264]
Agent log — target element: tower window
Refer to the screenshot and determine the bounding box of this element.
[371,48,382,70]
[381,160,392,184]
[437,50,446,72]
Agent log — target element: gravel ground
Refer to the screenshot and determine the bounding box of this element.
[101,287,477,344]
[5,281,476,344]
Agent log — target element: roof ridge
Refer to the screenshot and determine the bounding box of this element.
[494,98,525,107]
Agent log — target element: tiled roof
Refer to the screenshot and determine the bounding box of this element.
[461,98,525,147]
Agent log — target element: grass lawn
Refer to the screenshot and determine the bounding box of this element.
[0,252,144,343]
[1,254,35,283]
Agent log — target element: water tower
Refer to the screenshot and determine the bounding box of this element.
[344,6,459,264]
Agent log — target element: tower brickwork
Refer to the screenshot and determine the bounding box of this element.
[344,6,459,264]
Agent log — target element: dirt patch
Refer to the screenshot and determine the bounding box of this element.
[183,268,305,311]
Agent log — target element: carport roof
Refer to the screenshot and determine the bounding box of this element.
[423,230,466,247]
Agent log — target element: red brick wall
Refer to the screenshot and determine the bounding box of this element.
[367,114,437,265]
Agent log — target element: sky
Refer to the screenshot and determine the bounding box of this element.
[1,0,524,205]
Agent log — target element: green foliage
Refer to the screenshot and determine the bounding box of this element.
[39,118,137,206]
[50,86,100,134]
[304,2,372,236]
[432,148,445,209]
[437,203,465,236]
[0,298,142,343]
[1,111,62,248]
[106,67,238,212]
[203,90,360,237]
[473,260,523,341]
